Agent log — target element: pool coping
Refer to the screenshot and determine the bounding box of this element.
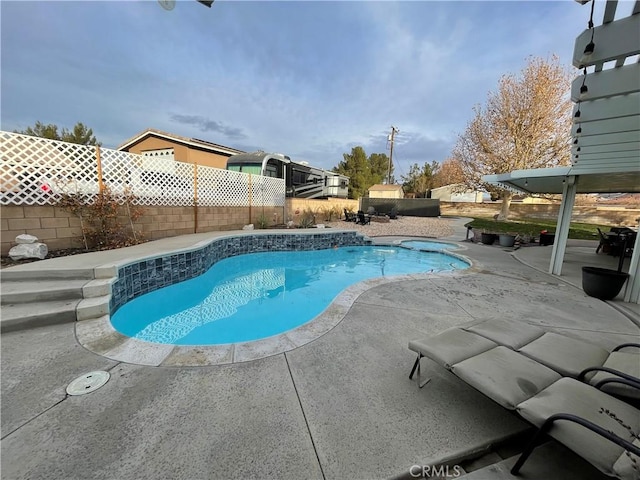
[75,233,476,367]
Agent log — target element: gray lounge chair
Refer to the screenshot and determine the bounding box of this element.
[408,327,497,388]
[407,320,546,388]
[459,319,640,400]
[408,335,640,478]
[513,378,640,478]
[517,333,640,400]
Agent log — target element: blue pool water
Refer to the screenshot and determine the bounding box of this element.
[110,246,469,345]
[400,240,457,251]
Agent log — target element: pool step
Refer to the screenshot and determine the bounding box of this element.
[0,270,94,332]
[1,298,81,333]
[1,279,89,304]
[0,268,95,281]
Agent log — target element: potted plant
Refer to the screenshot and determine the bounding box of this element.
[498,233,517,247]
[539,230,555,246]
[582,235,631,300]
[480,231,497,245]
[582,267,629,300]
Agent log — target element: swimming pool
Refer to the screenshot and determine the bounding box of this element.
[110,245,469,346]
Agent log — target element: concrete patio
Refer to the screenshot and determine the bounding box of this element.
[1,217,638,479]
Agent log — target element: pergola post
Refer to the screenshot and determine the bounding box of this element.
[549,176,577,276]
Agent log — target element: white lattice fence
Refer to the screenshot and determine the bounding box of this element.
[99,148,138,198]
[101,149,196,206]
[249,174,286,208]
[197,168,285,207]
[1,131,100,205]
[1,131,285,207]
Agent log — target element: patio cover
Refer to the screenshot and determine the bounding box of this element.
[484,167,640,196]
[484,166,640,304]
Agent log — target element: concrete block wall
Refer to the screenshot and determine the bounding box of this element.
[138,206,195,241]
[1,205,282,256]
[2,205,85,254]
[243,206,287,227]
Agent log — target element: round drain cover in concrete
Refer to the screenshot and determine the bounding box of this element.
[66,371,110,396]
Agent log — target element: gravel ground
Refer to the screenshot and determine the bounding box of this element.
[324,215,455,238]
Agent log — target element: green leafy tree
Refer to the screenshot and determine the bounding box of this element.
[61,122,100,145]
[16,121,60,140]
[15,121,100,146]
[334,146,371,199]
[452,55,572,219]
[334,147,397,199]
[368,152,395,185]
[401,161,439,197]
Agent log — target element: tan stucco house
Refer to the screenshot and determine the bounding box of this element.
[118,128,244,169]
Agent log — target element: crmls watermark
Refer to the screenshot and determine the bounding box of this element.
[409,464,463,478]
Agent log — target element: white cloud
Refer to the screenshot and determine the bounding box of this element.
[2,1,592,170]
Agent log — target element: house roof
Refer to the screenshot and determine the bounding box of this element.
[368,184,404,191]
[117,128,245,156]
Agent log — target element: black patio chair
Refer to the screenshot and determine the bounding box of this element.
[596,228,616,255]
[615,231,636,258]
[356,211,371,225]
[343,209,357,222]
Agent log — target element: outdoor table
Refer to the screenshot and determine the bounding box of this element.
[610,226,636,235]
[610,232,636,266]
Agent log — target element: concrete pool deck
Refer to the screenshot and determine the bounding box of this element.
[1,217,639,479]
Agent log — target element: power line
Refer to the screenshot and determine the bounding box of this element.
[392,151,407,180]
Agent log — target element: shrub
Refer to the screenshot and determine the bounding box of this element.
[57,184,145,251]
[256,213,269,229]
[298,208,316,228]
[321,206,342,222]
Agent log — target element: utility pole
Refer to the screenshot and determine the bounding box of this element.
[387,126,399,184]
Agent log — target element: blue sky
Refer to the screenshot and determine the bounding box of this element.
[0,1,619,175]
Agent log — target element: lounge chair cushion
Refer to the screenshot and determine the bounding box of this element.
[516,378,640,479]
[451,346,561,410]
[464,319,544,349]
[590,351,640,400]
[613,438,640,480]
[408,328,497,370]
[518,332,609,378]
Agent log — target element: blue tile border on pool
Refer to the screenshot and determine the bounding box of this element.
[108,231,371,316]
